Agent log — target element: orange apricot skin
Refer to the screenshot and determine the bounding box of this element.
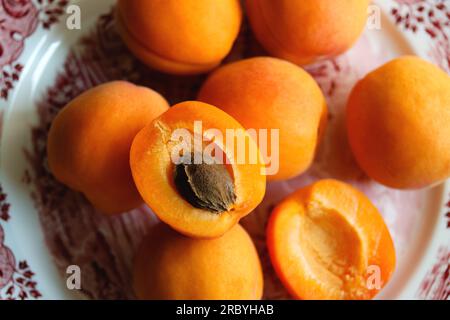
[198,57,327,181]
[47,81,169,214]
[116,0,242,75]
[267,179,396,300]
[347,56,450,189]
[130,101,266,238]
[134,224,263,300]
[245,0,370,65]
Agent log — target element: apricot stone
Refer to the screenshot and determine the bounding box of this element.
[245,0,370,65]
[134,224,263,300]
[347,56,450,189]
[116,0,242,75]
[198,57,327,181]
[47,81,169,214]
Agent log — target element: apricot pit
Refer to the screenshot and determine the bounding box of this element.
[174,152,236,213]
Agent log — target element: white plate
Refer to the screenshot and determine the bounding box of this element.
[0,0,448,300]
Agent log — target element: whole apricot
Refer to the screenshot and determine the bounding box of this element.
[116,0,242,75]
[347,56,450,189]
[130,101,266,238]
[267,179,396,300]
[134,224,263,300]
[245,0,370,65]
[198,57,327,181]
[47,81,169,214]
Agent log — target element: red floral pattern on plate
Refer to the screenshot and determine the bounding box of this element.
[392,0,450,72]
[416,194,450,299]
[0,0,67,100]
[391,0,450,299]
[0,185,41,300]
[417,246,449,299]
[0,0,59,300]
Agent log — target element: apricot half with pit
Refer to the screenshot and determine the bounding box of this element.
[47,81,169,214]
[130,101,266,238]
[134,223,263,300]
[347,56,450,189]
[116,0,242,75]
[245,0,370,65]
[267,179,396,300]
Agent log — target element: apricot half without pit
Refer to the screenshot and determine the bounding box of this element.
[267,179,396,300]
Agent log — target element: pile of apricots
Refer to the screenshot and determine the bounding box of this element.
[47,0,450,300]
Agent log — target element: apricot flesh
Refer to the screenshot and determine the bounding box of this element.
[134,223,263,300]
[116,0,242,75]
[267,179,396,300]
[245,0,370,65]
[47,81,169,214]
[347,56,450,189]
[130,101,266,238]
[198,57,327,181]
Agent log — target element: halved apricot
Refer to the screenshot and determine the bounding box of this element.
[130,101,266,238]
[267,179,396,300]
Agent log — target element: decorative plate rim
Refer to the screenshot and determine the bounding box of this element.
[0,0,448,300]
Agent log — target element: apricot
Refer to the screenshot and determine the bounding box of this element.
[134,223,263,300]
[198,57,327,181]
[267,179,396,300]
[245,0,370,65]
[130,101,266,238]
[347,56,450,189]
[116,0,242,75]
[47,81,169,214]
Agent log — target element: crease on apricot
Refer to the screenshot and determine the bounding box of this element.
[115,9,220,74]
